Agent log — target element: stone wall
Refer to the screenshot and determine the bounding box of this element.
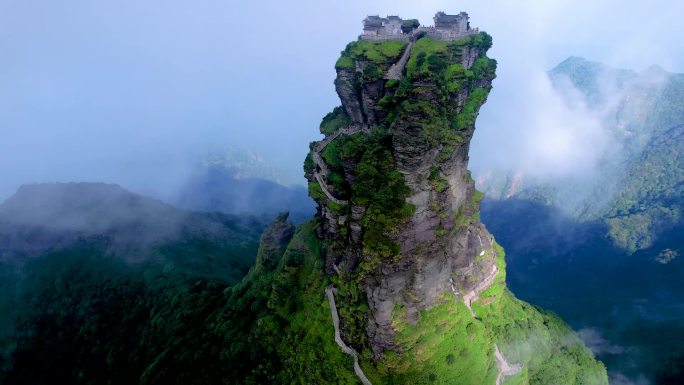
[359,34,410,41]
[360,26,479,42]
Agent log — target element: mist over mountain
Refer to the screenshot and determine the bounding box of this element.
[0,182,265,273]
[172,165,314,224]
[482,199,684,385]
[477,57,684,252]
[0,182,269,380]
[477,57,684,384]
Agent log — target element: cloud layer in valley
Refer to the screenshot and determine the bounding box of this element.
[1,0,683,203]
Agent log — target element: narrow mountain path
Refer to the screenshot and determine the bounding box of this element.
[325,286,373,385]
[495,345,522,385]
[462,264,499,317]
[385,41,414,80]
[312,124,369,205]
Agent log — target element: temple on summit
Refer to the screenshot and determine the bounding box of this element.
[360,11,477,41]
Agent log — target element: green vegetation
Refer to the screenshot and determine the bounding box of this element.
[306,123,416,348]
[472,57,497,80]
[455,88,490,130]
[406,37,449,77]
[352,242,606,385]
[344,128,415,264]
[603,126,684,251]
[467,31,494,51]
[303,152,316,173]
[308,181,326,201]
[0,222,608,385]
[479,293,608,385]
[504,57,684,252]
[320,106,352,136]
[0,212,264,385]
[376,294,496,384]
[322,138,343,168]
[429,165,449,193]
[389,35,497,146]
[336,40,408,70]
[1,222,362,385]
[470,186,485,222]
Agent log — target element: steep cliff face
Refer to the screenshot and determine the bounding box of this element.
[254,212,295,271]
[306,33,501,354]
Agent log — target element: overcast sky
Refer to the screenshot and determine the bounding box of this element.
[1,0,683,201]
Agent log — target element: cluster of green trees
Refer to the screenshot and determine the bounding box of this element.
[313,35,490,271]
[485,57,684,253]
[0,219,361,385]
[312,34,497,265]
[0,219,607,385]
[604,123,684,251]
[320,106,353,136]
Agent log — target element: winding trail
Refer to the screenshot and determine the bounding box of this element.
[462,264,499,317]
[325,286,373,385]
[495,345,522,385]
[384,41,414,80]
[312,124,369,205]
[312,40,410,202]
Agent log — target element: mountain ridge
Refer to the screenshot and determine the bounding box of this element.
[478,56,684,252]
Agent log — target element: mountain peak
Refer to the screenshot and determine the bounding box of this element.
[307,27,498,355]
[0,182,175,230]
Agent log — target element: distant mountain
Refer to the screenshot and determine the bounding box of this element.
[0,182,265,278]
[0,182,268,378]
[478,57,684,252]
[478,57,684,384]
[173,165,315,224]
[482,198,684,385]
[203,147,289,184]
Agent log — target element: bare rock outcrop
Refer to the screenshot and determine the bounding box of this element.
[254,212,295,271]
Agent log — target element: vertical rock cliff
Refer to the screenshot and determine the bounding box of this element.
[230,15,607,384]
[305,31,504,354]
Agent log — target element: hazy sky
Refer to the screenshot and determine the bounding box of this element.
[1,0,683,201]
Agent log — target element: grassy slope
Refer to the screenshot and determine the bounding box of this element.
[346,243,607,385]
[336,40,408,70]
[210,217,606,384]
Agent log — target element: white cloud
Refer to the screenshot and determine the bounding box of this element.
[1,0,684,201]
[577,327,625,355]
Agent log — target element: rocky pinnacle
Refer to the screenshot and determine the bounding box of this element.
[307,28,498,356]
